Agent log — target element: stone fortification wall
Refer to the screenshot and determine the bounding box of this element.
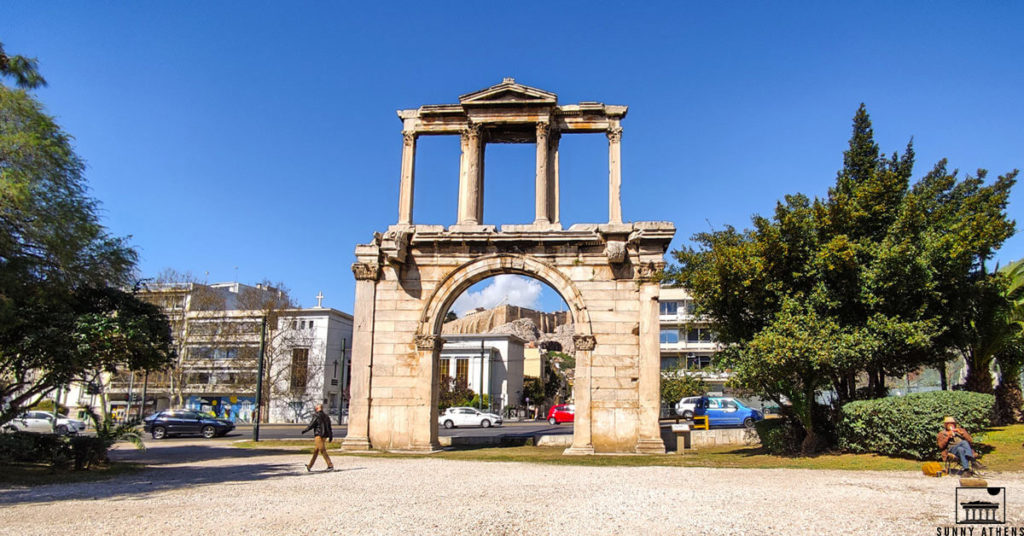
[441,305,570,335]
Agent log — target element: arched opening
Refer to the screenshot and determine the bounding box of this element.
[415,255,593,450]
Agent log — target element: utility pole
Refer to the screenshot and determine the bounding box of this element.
[339,338,348,424]
[125,371,135,420]
[479,339,485,410]
[254,316,267,442]
[140,370,150,420]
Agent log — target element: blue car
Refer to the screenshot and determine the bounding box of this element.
[694,397,763,428]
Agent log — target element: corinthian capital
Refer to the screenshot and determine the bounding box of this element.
[462,123,483,142]
[535,121,549,140]
[415,334,445,351]
[351,262,380,281]
[573,334,596,352]
[606,126,623,143]
[402,130,417,146]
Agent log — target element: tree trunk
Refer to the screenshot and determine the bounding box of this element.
[938,363,948,391]
[965,364,995,394]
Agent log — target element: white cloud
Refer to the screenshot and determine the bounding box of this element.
[451,275,543,317]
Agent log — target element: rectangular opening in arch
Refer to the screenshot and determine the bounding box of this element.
[557,134,608,225]
[412,135,461,226]
[482,143,536,226]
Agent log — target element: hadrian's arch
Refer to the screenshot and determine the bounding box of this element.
[342,79,675,454]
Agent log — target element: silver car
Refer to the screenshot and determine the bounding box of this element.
[2,411,88,435]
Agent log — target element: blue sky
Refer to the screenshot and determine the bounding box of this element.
[3,2,1022,314]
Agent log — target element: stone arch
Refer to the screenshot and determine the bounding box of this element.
[417,253,592,339]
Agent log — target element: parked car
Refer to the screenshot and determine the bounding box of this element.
[143,410,235,439]
[703,397,763,428]
[546,404,575,425]
[674,396,704,419]
[1,411,88,435]
[438,407,503,429]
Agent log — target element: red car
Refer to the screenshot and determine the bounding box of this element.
[547,404,575,425]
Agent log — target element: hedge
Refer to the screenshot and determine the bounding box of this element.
[0,431,110,470]
[838,390,995,460]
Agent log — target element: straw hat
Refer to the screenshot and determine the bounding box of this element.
[943,416,957,425]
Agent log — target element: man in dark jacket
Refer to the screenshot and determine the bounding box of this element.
[301,403,334,471]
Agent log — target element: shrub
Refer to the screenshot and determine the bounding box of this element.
[0,431,72,467]
[754,417,805,455]
[838,390,995,460]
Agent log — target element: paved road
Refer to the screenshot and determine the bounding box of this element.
[152,421,572,443]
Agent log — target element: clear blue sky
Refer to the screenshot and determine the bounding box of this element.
[4,2,1022,314]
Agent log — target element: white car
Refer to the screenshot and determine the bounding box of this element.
[438,407,503,429]
[2,411,88,435]
[675,396,704,419]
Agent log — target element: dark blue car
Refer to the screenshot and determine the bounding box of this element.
[143,409,235,439]
[694,397,763,428]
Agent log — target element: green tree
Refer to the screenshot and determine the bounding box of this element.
[660,363,707,407]
[0,42,46,89]
[0,72,173,424]
[668,105,1017,453]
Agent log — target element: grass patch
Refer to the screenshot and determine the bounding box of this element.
[233,439,344,453]
[234,424,1024,472]
[0,462,141,487]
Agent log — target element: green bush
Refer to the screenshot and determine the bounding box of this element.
[0,431,115,470]
[754,417,804,455]
[838,390,995,460]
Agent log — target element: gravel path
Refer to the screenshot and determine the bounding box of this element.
[1,444,1021,535]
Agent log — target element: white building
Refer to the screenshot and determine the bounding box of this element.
[439,334,525,413]
[658,287,727,392]
[58,282,353,424]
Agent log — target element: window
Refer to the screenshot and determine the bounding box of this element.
[686,354,712,369]
[660,329,679,344]
[659,301,678,316]
[290,348,309,392]
[291,320,297,330]
[683,300,696,315]
[440,359,450,379]
[660,357,681,370]
[455,358,469,383]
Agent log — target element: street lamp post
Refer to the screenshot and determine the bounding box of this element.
[253,316,267,442]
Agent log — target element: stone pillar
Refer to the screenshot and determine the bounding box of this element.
[457,124,483,225]
[410,335,443,452]
[607,125,623,224]
[534,121,551,225]
[342,262,379,451]
[476,140,486,224]
[397,130,417,225]
[548,131,560,225]
[565,334,595,455]
[636,270,666,454]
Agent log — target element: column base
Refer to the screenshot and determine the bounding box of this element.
[635,438,666,455]
[563,444,595,456]
[392,442,444,454]
[341,437,372,452]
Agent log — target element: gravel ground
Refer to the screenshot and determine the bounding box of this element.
[1,443,1021,536]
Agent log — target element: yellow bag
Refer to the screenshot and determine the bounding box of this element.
[922,461,945,477]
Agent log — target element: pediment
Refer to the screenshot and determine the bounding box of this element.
[459,78,557,106]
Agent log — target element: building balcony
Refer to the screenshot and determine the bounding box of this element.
[659,341,720,351]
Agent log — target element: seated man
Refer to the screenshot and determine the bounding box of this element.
[937,416,984,475]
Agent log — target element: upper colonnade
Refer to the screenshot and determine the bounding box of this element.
[395,78,627,229]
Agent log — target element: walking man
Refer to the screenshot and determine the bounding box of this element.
[301,403,334,472]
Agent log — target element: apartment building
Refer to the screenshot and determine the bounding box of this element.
[62,282,352,423]
[658,287,727,393]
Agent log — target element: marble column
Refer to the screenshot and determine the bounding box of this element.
[397,130,417,225]
[607,125,623,224]
[457,124,483,225]
[534,121,551,225]
[565,334,595,455]
[342,262,379,451]
[548,131,560,225]
[636,276,666,454]
[410,335,443,452]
